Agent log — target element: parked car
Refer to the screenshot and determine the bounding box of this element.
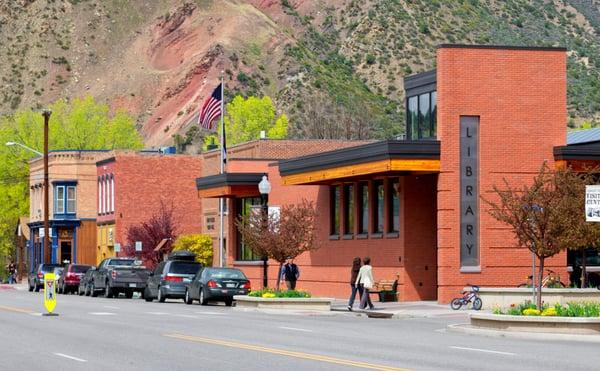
[144,251,202,303]
[90,257,150,298]
[28,263,61,292]
[58,264,92,294]
[185,267,251,306]
[78,267,96,296]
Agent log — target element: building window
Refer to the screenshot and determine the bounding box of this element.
[343,184,354,235]
[98,178,102,215]
[55,186,65,214]
[236,197,262,261]
[110,175,115,213]
[330,185,341,236]
[407,91,436,140]
[358,182,369,234]
[388,179,400,233]
[373,180,384,233]
[66,186,76,214]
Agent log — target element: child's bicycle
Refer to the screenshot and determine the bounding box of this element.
[450,284,482,310]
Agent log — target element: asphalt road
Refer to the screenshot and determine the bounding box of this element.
[1,288,599,371]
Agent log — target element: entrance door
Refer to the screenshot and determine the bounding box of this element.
[60,241,72,264]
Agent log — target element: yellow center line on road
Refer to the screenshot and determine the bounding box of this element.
[164,333,409,371]
[0,304,36,314]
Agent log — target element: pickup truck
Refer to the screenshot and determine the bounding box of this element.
[90,257,150,298]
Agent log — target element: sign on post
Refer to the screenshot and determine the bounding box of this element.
[43,273,57,314]
[585,185,600,222]
[114,243,121,253]
[135,241,142,252]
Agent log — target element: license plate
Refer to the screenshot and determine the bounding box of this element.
[128,283,136,288]
[226,283,235,288]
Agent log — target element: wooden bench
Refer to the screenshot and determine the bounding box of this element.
[368,279,398,302]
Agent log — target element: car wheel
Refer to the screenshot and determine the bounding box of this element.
[157,287,166,303]
[34,284,40,292]
[225,299,233,307]
[199,288,208,306]
[28,282,33,292]
[184,289,193,305]
[78,286,84,296]
[104,283,113,298]
[125,290,134,299]
[144,287,153,302]
[91,283,98,297]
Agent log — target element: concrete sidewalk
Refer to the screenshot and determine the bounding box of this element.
[332,299,472,319]
[0,283,28,291]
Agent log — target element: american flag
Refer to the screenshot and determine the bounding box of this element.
[198,83,222,131]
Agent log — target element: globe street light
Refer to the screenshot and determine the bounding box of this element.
[258,174,271,289]
[5,141,43,156]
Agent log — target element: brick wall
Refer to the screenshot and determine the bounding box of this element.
[436,46,567,302]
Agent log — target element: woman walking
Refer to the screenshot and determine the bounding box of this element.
[347,257,362,311]
[356,257,375,310]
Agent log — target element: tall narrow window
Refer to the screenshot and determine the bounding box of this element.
[66,186,76,214]
[431,91,437,138]
[98,178,102,215]
[358,182,369,234]
[55,186,65,214]
[343,184,354,235]
[110,175,115,213]
[388,179,400,233]
[419,93,431,139]
[330,185,341,236]
[408,96,418,140]
[236,197,262,261]
[373,181,384,233]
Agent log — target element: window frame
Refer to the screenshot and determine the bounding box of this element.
[358,182,369,235]
[330,185,341,237]
[55,186,65,214]
[236,197,262,261]
[372,180,385,234]
[406,90,437,140]
[343,184,355,236]
[388,179,400,234]
[66,185,76,214]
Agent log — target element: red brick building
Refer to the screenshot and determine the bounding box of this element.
[96,151,202,265]
[196,45,593,303]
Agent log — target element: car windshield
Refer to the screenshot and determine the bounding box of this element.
[72,265,92,273]
[108,259,135,266]
[206,269,247,279]
[41,265,60,272]
[169,262,201,275]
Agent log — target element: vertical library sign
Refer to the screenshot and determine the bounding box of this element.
[460,116,479,270]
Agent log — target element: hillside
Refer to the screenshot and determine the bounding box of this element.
[1,0,600,147]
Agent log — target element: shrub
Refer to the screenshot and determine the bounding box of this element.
[172,234,213,267]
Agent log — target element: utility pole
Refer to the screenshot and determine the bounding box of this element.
[42,109,51,264]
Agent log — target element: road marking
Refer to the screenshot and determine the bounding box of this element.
[53,353,87,362]
[88,312,116,316]
[0,304,36,314]
[278,326,313,333]
[450,346,516,356]
[175,314,199,319]
[146,311,168,315]
[103,305,119,309]
[164,333,409,371]
[194,311,226,315]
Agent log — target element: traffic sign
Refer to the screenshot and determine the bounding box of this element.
[44,273,57,314]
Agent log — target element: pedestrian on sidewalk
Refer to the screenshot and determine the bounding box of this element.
[281,259,300,290]
[6,261,16,284]
[347,257,362,311]
[356,257,374,310]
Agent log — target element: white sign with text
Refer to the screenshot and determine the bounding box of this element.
[586,185,600,222]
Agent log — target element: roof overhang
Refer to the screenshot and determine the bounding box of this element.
[554,143,600,161]
[196,173,264,198]
[279,140,440,185]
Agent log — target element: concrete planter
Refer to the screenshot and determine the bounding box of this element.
[475,287,600,310]
[470,313,600,335]
[233,295,333,311]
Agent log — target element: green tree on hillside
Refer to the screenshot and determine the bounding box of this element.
[0,96,143,261]
[203,95,288,148]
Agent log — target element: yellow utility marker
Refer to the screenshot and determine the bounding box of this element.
[43,272,58,316]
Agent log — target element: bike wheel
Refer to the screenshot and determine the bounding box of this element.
[472,297,482,311]
[450,298,463,310]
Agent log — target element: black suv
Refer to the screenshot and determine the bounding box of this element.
[144,251,202,303]
[28,263,61,292]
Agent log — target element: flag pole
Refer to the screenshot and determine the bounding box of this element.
[218,71,225,268]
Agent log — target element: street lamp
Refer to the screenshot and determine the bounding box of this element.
[258,174,271,289]
[5,141,43,156]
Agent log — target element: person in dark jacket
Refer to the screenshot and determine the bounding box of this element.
[281,259,300,290]
[347,257,362,311]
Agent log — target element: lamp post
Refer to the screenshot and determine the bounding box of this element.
[5,142,43,157]
[42,109,51,264]
[258,174,271,289]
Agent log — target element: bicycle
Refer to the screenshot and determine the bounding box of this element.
[450,284,482,310]
[517,269,565,288]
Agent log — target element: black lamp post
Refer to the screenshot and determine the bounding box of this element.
[258,174,271,289]
[42,109,51,264]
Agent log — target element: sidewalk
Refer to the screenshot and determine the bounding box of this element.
[0,283,28,291]
[332,299,470,319]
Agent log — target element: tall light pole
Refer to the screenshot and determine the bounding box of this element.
[258,174,271,289]
[42,109,51,264]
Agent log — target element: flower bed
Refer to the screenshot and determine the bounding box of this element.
[493,301,600,317]
[234,290,332,311]
[248,289,311,299]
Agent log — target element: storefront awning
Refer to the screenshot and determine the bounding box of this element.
[279,140,440,185]
[196,173,263,198]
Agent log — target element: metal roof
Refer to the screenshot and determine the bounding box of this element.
[567,128,600,145]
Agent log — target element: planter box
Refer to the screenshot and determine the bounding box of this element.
[470,313,600,335]
[233,295,333,311]
[475,287,600,310]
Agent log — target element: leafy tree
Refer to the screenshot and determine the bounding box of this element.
[124,201,178,268]
[0,96,143,260]
[203,95,288,148]
[172,234,213,267]
[236,200,319,290]
[484,165,575,309]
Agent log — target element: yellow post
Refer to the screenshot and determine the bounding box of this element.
[43,273,57,315]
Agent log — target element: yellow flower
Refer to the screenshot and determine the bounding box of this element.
[541,308,557,316]
[262,293,276,298]
[522,308,541,316]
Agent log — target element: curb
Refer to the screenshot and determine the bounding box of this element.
[447,323,600,343]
